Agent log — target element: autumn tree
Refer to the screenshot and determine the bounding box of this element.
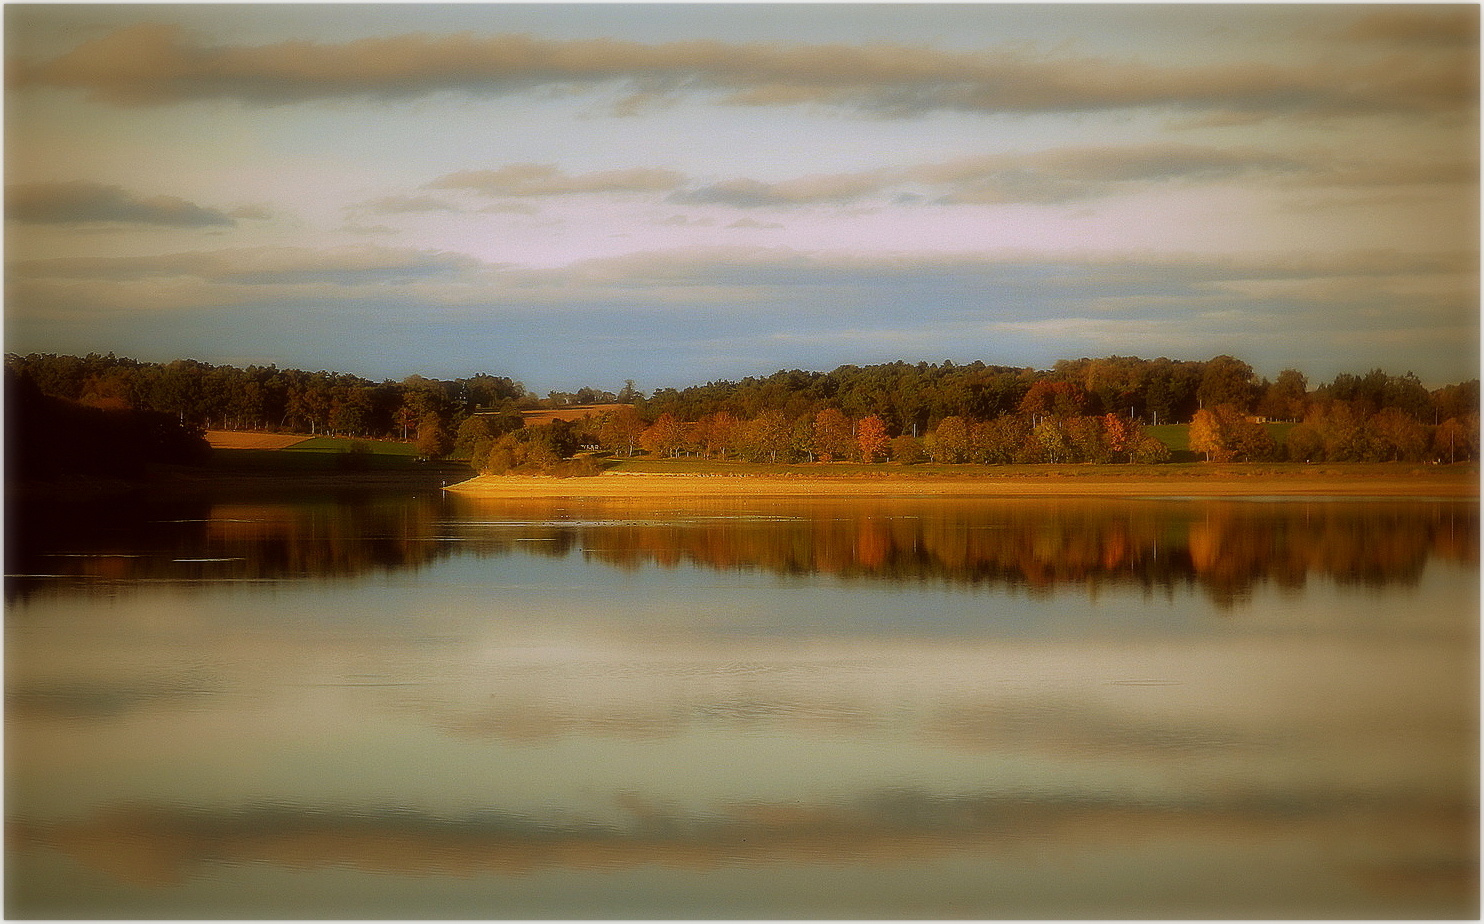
[1191,404,1275,462]
[694,411,739,460]
[1434,413,1480,463]
[1098,413,1132,459]
[640,412,689,458]
[599,406,645,457]
[1018,380,1089,419]
[1368,408,1430,462]
[856,415,889,462]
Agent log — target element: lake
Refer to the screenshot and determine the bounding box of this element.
[5,488,1478,918]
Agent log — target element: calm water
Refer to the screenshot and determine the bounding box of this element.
[6,490,1478,918]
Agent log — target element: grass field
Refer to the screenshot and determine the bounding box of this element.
[208,434,458,476]
[1149,421,1293,459]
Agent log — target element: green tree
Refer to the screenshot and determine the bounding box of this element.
[415,411,454,459]
[1065,416,1111,463]
[1257,369,1308,421]
[928,415,971,463]
[890,434,926,464]
[1030,417,1074,462]
[454,415,501,463]
[971,415,1029,464]
[484,434,520,474]
[1307,401,1371,461]
[1198,355,1257,413]
[1284,423,1323,462]
[1130,434,1172,464]
[812,408,855,462]
[744,410,793,463]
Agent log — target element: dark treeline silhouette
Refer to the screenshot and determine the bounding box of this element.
[3,352,529,457]
[7,351,1479,467]
[4,366,211,482]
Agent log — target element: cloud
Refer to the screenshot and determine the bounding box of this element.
[11,22,1474,122]
[673,145,1315,208]
[1339,7,1479,48]
[428,164,686,197]
[728,217,784,230]
[477,202,540,215]
[227,203,274,221]
[340,223,400,236]
[5,180,238,227]
[10,244,483,286]
[346,194,460,215]
[656,214,713,227]
[673,170,895,207]
[428,144,1327,214]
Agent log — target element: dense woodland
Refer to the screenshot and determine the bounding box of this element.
[6,351,1479,476]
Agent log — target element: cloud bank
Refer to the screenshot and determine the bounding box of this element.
[12,16,1475,121]
[5,181,240,227]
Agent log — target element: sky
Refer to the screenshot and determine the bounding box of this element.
[4,3,1479,395]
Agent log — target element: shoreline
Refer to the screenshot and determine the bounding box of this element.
[446,468,1480,500]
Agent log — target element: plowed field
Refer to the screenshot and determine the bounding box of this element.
[205,431,312,450]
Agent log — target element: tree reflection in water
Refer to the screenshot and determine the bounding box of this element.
[7,494,1476,610]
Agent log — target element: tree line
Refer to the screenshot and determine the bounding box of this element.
[568,355,1478,467]
[6,351,1479,470]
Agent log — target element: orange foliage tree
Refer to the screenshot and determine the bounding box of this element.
[856,415,889,462]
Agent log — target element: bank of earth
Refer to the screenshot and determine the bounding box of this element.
[447,463,1478,499]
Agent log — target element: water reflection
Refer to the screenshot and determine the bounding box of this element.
[8,494,1478,609]
[6,493,1478,918]
[12,791,1473,890]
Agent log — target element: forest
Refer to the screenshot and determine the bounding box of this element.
[5,351,1479,474]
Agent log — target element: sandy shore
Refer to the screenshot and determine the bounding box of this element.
[447,468,1479,499]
